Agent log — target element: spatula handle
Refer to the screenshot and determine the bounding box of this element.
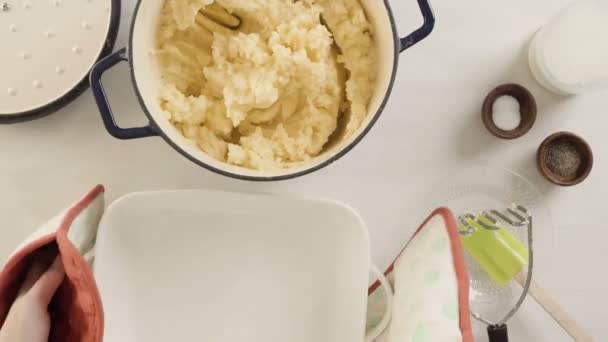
[515,272,593,341]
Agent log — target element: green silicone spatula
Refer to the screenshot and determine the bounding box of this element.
[459,214,529,287]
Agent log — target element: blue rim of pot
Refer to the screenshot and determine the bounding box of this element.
[90,0,435,181]
[0,0,121,124]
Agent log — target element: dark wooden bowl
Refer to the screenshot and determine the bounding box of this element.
[537,132,593,186]
[482,84,537,139]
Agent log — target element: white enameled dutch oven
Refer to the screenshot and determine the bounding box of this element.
[90,0,434,181]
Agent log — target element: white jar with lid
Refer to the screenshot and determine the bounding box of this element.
[529,0,608,95]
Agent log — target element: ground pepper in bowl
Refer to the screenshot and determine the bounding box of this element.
[537,132,593,186]
[545,141,583,178]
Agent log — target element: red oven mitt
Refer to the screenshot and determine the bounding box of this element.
[0,185,105,342]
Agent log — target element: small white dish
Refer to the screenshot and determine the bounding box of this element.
[94,190,370,342]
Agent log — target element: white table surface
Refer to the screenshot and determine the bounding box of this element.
[1,0,605,340]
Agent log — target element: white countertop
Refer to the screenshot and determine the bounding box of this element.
[0,0,605,340]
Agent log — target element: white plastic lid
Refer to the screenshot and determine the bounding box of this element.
[0,0,119,122]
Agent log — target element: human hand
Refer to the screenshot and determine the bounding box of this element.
[0,249,65,342]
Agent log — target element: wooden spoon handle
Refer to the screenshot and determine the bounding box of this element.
[515,272,593,341]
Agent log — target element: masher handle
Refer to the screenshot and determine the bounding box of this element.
[488,324,509,342]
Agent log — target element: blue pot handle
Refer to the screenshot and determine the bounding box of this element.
[399,0,435,52]
[90,48,158,140]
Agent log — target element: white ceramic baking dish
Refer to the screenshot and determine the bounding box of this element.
[93,189,375,342]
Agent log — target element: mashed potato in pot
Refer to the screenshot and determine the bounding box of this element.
[157,0,376,170]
